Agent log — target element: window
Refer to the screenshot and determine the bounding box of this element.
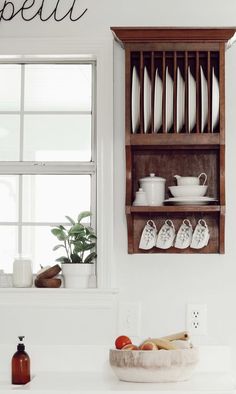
[0,61,96,273]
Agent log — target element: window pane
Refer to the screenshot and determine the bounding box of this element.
[0,226,18,273]
[22,226,68,273]
[23,114,91,161]
[0,65,21,111]
[25,64,92,111]
[22,175,91,223]
[0,176,18,222]
[0,115,20,161]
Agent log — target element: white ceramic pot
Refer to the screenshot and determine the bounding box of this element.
[139,173,166,206]
[62,263,94,288]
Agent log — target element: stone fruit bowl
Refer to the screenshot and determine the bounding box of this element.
[109,347,198,383]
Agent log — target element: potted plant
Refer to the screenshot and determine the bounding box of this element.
[51,211,97,288]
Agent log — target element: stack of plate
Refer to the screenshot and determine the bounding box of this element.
[130,64,219,133]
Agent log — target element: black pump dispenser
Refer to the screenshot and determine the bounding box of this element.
[12,336,31,385]
[17,336,25,351]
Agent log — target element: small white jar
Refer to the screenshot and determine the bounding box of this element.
[139,173,166,206]
[13,257,33,288]
[0,269,9,288]
[133,188,148,206]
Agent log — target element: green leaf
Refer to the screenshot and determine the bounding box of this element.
[77,211,91,223]
[65,215,75,225]
[51,228,62,236]
[70,254,82,263]
[71,241,84,252]
[73,235,86,243]
[51,228,67,241]
[84,252,97,264]
[88,234,97,240]
[53,245,65,251]
[82,242,96,251]
[59,233,67,241]
[69,223,84,235]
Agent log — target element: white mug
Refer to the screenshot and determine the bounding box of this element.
[13,258,33,288]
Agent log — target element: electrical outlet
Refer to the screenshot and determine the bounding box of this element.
[186,304,207,336]
[118,303,141,337]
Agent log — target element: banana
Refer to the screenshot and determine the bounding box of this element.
[161,331,189,342]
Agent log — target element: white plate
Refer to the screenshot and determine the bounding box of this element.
[154,67,163,132]
[177,68,185,132]
[164,196,217,205]
[200,66,208,132]
[144,67,151,133]
[212,67,219,132]
[131,66,140,133]
[165,66,173,132]
[188,67,196,132]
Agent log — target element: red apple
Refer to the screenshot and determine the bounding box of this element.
[115,335,132,349]
[140,341,158,350]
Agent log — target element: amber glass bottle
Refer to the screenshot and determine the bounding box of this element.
[12,336,30,385]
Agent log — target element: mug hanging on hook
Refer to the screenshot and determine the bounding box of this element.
[190,219,210,249]
[175,219,193,249]
[139,220,157,250]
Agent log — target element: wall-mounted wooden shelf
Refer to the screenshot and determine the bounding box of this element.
[127,205,221,213]
[111,26,236,254]
[129,133,221,146]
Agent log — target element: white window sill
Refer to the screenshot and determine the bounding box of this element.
[0,287,118,294]
[0,287,119,307]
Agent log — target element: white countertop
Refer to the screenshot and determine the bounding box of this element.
[0,346,234,394]
[0,371,235,394]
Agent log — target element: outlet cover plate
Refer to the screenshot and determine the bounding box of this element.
[186,304,207,336]
[118,303,141,337]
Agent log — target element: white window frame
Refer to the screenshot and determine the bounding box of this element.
[0,60,97,265]
[0,37,115,291]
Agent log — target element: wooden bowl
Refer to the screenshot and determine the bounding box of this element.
[35,278,61,288]
[37,264,61,280]
[109,347,198,383]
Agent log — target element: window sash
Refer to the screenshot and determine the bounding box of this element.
[0,61,96,163]
[0,60,97,272]
[0,162,96,174]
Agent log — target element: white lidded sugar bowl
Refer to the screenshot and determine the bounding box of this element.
[133,188,148,206]
[139,173,166,206]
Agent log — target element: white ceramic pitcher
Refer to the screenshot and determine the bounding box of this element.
[174,173,207,186]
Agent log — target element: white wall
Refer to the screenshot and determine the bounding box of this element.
[1,0,236,375]
[111,0,236,373]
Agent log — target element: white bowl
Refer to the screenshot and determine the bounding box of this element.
[169,185,208,198]
[109,348,198,383]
